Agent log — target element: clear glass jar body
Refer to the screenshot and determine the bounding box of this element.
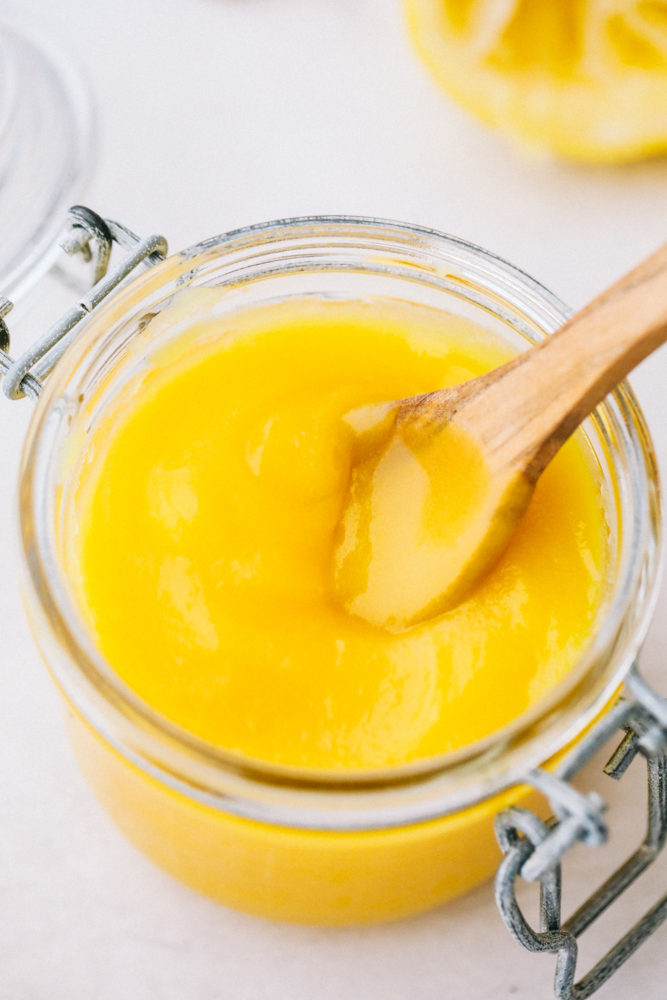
[19,219,661,924]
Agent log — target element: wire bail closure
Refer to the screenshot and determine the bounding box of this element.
[495,662,667,999]
[0,206,168,402]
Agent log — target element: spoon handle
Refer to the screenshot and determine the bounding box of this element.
[409,243,667,481]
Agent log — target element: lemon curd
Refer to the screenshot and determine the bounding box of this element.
[70,295,609,779]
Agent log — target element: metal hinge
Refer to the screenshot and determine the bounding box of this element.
[0,206,168,402]
[495,662,667,999]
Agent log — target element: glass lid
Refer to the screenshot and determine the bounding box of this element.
[0,14,93,298]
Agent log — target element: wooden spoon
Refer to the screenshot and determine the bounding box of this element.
[333,243,667,631]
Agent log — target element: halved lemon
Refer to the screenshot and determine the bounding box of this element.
[405,0,667,162]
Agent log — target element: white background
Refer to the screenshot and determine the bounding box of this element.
[2,2,667,998]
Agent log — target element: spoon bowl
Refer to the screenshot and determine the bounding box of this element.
[334,243,667,630]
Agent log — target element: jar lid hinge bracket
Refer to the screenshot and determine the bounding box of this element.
[495,662,667,999]
[0,206,168,402]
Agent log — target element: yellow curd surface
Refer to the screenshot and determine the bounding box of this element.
[56,293,612,924]
[71,296,609,772]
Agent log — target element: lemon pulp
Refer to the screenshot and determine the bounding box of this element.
[405,0,667,163]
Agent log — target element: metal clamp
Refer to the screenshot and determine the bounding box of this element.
[0,206,168,402]
[495,662,667,999]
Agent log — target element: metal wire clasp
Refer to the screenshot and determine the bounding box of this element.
[495,663,667,999]
[0,206,168,402]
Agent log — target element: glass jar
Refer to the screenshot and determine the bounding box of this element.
[16,217,662,931]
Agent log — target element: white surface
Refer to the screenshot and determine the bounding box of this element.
[2,2,667,998]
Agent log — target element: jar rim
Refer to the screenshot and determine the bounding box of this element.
[18,216,663,830]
